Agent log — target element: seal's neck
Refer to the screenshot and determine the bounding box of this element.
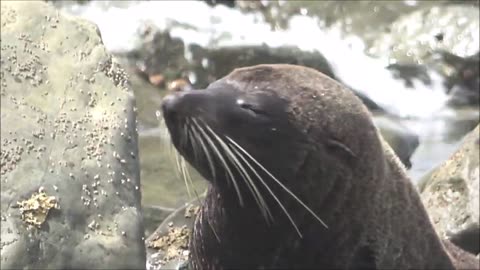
[190,181,355,269]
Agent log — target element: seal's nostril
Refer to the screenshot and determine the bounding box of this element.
[161,90,206,120]
[161,94,180,115]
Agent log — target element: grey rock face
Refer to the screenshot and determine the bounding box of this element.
[370,4,479,106]
[370,5,479,65]
[420,125,479,255]
[145,196,203,270]
[0,1,145,269]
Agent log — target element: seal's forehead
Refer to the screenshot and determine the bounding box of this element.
[223,64,373,129]
[221,65,323,106]
[226,65,288,90]
[221,65,297,97]
[224,64,359,107]
[219,65,371,131]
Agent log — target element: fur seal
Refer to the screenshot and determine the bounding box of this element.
[161,64,478,269]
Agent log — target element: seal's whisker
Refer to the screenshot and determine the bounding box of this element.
[190,120,217,182]
[183,121,208,220]
[224,144,273,223]
[226,136,329,230]
[158,117,173,154]
[229,144,302,237]
[186,118,202,166]
[227,145,274,223]
[158,110,177,161]
[174,146,192,197]
[167,141,178,167]
[173,150,182,175]
[204,124,273,223]
[181,157,194,197]
[192,118,245,207]
[179,121,189,149]
[182,118,200,195]
[168,122,192,197]
[158,115,187,192]
[180,123,194,197]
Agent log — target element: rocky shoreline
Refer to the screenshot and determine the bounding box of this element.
[1,1,478,269]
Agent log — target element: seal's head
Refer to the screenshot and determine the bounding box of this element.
[162,64,382,204]
[160,64,456,269]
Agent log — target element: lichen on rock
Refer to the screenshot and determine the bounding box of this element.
[1,1,145,269]
[17,187,59,228]
[420,125,479,255]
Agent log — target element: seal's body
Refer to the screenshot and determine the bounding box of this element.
[161,64,471,269]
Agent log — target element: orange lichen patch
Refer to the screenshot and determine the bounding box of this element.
[184,204,200,218]
[148,225,191,263]
[17,187,59,228]
[167,79,191,92]
[148,73,165,87]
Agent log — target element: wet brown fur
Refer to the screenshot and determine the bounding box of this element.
[162,64,478,269]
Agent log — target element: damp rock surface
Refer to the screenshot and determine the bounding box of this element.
[420,125,479,255]
[0,1,145,269]
[370,4,479,65]
[146,196,203,270]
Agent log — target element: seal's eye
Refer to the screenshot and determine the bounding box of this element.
[236,99,268,116]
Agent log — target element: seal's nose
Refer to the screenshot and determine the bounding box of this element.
[161,90,193,118]
[161,90,209,116]
[161,89,212,122]
[161,93,180,115]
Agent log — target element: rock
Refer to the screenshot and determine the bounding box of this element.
[125,29,189,87]
[386,63,432,88]
[370,4,479,65]
[373,115,420,168]
[146,196,204,270]
[386,52,480,106]
[433,51,479,106]
[369,4,479,106]
[420,125,479,255]
[143,205,175,237]
[0,1,145,269]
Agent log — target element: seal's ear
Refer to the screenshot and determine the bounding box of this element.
[325,138,357,161]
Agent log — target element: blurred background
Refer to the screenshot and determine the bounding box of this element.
[51,0,479,232]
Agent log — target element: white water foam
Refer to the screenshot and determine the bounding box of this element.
[60,0,452,118]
